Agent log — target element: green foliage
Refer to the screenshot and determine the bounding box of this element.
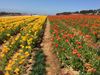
[30,50,46,75]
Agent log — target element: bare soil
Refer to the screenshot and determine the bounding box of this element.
[41,19,61,75]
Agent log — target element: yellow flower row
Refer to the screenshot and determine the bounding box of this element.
[3,16,47,75]
[0,16,37,34]
[0,16,41,68]
[0,34,21,59]
[0,16,31,25]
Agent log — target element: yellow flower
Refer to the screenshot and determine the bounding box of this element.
[22,36,27,41]
[0,53,5,58]
[15,37,19,41]
[14,68,20,74]
[24,52,30,57]
[10,61,15,65]
[26,46,31,49]
[9,60,12,64]
[5,71,10,75]
[19,50,23,53]
[11,42,14,45]
[7,34,10,37]
[20,56,24,59]
[20,45,24,48]
[19,59,25,64]
[2,46,9,53]
[27,38,32,45]
[5,65,12,71]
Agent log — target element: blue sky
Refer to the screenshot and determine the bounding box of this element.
[0,0,100,14]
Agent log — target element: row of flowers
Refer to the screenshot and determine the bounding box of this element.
[0,16,39,44]
[48,15,100,75]
[0,16,40,71]
[0,16,47,75]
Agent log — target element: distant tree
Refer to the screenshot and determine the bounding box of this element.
[56,12,72,15]
[0,12,22,16]
[74,11,79,14]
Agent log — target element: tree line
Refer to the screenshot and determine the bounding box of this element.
[0,12,23,16]
[56,9,100,15]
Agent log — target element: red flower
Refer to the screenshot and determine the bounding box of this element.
[79,31,83,35]
[85,35,91,38]
[76,40,81,45]
[78,46,83,49]
[72,49,78,54]
[65,39,69,42]
[68,34,74,38]
[93,32,97,35]
[55,44,58,48]
[77,53,81,58]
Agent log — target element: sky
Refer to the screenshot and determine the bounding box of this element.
[0,0,100,15]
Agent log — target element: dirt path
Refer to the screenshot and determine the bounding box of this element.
[41,19,61,75]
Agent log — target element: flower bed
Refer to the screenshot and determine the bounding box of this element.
[48,15,100,75]
[0,16,47,75]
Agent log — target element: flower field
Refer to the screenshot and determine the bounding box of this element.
[48,15,100,75]
[0,15,100,75]
[0,16,47,75]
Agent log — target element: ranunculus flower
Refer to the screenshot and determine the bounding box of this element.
[65,39,69,42]
[72,49,78,54]
[55,44,58,48]
[93,31,97,35]
[85,35,91,38]
[78,46,83,49]
[76,40,81,45]
[77,53,81,58]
